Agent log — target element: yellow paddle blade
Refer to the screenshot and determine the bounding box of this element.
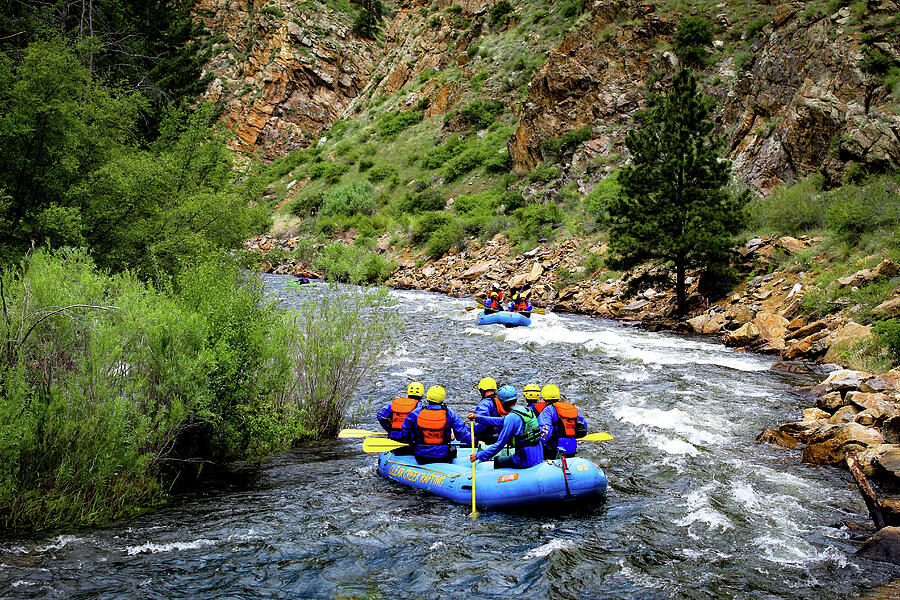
[362,437,410,453]
[577,432,614,441]
[338,428,387,438]
[465,306,478,311]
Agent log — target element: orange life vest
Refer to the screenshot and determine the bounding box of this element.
[513,298,528,312]
[492,395,510,417]
[554,401,579,437]
[390,397,419,431]
[416,408,449,445]
[531,401,547,416]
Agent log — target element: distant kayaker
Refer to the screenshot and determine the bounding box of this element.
[483,291,504,314]
[296,271,310,284]
[401,385,471,465]
[523,383,544,415]
[467,385,543,468]
[537,384,588,459]
[377,381,424,454]
[472,377,504,444]
[509,291,532,317]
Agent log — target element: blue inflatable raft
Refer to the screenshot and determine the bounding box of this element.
[377,447,606,508]
[477,310,532,327]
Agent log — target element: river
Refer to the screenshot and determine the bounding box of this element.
[1,276,896,599]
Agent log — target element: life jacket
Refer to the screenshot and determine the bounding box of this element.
[554,402,579,437]
[531,401,547,416]
[491,395,510,417]
[484,297,500,310]
[416,407,449,445]
[512,298,529,312]
[389,397,419,432]
[510,406,541,448]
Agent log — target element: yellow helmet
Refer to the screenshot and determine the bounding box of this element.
[407,381,425,399]
[541,384,560,402]
[523,383,541,400]
[478,377,497,392]
[426,385,446,404]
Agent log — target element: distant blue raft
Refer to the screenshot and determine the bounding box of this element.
[377,447,606,509]
[477,310,531,327]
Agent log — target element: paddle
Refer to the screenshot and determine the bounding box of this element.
[469,421,478,520]
[577,432,614,441]
[465,304,546,315]
[362,437,410,453]
[338,428,387,438]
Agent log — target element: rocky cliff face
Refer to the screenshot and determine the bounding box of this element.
[196,0,899,192]
[510,1,900,194]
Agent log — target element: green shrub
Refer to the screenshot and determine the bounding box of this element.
[748,175,827,234]
[489,1,513,27]
[514,202,564,240]
[673,17,714,65]
[308,161,351,184]
[427,220,466,258]
[377,110,424,139]
[460,99,505,129]
[320,182,376,216]
[443,145,484,181]
[422,135,467,169]
[584,172,619,227]
[412,211,454,243]
[825,177,900,245]
[260,6,285,17]
[291,191,324,216]
[261,149,310,183]
[312,242,395,283]
[485,150,512,173]
[539,125,593,160]
[874,318,900,362]
[397,187,446,214]
[528,163,561,183]
[744,17,770,40]
[366,164,397,183]
[359,158,374,171]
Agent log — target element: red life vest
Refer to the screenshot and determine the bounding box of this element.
[390,397,419,432]
[492,395,510,417]
[513,298,528,312]
[416,408,449,445]
[554,402,579,437]
[531,401,547,416]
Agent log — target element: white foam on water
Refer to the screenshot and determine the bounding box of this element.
[730,482,761,512]
[12,580,34,587]
[36,535,82,553]
[675,485,734,535]
[618,368,651,382]
[541,523,556,530]
[611,405,730,447]
[523,538,574,559]
[646,432,699,456]
[126,539,216,555]
[429,541,445,550]
[351,530,371,538]
[388,367,425,377]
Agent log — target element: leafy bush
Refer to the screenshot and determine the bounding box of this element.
[528,163,561,183]
[308,161,351,184]
[744,17,771,40]
[320,182,376,216]
[489,1,513,27]
[260,6,285,17]
[539,125,593,160]
[359,158,374,171]
[874,318,900,362]
[397,187,446,214]
[412,211,454,243]
[422,135,467,169]
[584,172,620,228]
[514,202,564,240]
[825,177,900,244]
[377,110,424,139]
[748,175,827,234]
[366,164,397,183]
[312,242,395,283]
[460,99,505,129]
[673,17,714,65]
[291,191,324,216]
[454,190,501,234]
[262,149,311,183]
[485,150,512,173]
[443,145,485,181]
[427,220,466,258]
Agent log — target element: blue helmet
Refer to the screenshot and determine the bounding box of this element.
[497,385,517,404]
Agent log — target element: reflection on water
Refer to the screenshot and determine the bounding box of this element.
[0,277,893,599]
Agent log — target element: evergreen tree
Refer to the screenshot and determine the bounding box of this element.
[353,0,384,39]
[605,68,749,316]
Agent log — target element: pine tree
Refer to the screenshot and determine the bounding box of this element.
[353,0,384,39]
[605,68,749,316]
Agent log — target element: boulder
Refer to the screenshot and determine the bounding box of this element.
[461,261,494,280]
[816,391,847,413]
[616,299,650,319]
[857,526,900,565]
[755,312,790,349]
[823,321,873,364]
[828,405,860,424]
[756,428,801,448]
[883,417,900,445]
[776,419,828,444]
[862,369,900,393]
[848,392,891,411]
[803,407,831,421]
[725,322,759,346]
[810,369,871,396]
[802,422,885,465]
[872,297,900,320]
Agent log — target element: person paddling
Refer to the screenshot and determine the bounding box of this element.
[472,377,505,444]
[509,291,532,317]
[523,383,544,415]
[376,381,424,454]
[467,385,543,468]
[402,385,471,465]
[483,291,504,314]
[537,384,588,459]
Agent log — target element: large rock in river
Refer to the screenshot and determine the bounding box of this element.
[857,526,900,565]
[802,422,884,465]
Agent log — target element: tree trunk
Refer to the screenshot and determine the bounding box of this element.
[675,261,686,316]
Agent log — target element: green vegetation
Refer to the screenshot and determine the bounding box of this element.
[673,17,714,66]
[0,249,400,530]
[606,68,749,314]
[353,0,384,38]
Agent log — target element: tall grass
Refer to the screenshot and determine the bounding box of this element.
[0,248,399,531]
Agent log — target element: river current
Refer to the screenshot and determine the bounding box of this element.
[2,276,897,599]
